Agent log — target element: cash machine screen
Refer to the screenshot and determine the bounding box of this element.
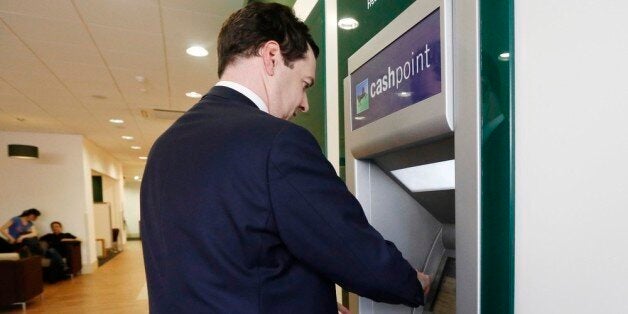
[351,8,442,130]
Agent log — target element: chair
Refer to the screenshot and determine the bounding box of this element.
[40,240,82,279]
[0,254,44,311]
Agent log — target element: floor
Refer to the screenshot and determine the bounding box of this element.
[3,241,148,313]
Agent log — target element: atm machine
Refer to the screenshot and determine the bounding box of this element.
[344,0,479,313]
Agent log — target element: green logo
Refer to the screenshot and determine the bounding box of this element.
[356,79,369,114]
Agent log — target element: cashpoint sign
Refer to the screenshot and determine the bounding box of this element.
[351,9,441,130]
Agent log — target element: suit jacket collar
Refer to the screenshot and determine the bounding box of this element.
[203,85,259,111]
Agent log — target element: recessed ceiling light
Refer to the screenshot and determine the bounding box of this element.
[109,118,124,124]
[186,46,208,57]
[498,52,510,61]
[131,146,141,150]
[185,91,202,98]
[139,156,148,160]
[122,136,134,140]
[338,17,359,30]
[133,175,141,181]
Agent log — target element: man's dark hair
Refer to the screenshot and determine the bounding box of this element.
[51,221,62,228]
[20,208,41,217]
[217,2,319,77]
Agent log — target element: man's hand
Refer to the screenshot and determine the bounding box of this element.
[337,302,351,314]
[16,236,23,244]
[417,271,432,295]
[8,237,16,244]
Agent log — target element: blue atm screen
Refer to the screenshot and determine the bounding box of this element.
[351,9,442,130]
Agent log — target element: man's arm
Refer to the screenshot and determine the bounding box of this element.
[268,124,424,307]
[61,233,78,241]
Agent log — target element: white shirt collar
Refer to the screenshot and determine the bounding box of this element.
[215,81,268,113]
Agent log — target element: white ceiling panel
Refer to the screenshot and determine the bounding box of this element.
[0,113,73,134]
[163,35,217,62]
[46,61,112,84]
[0,0,80,23]
[89,24,163,57]
[0,102,48,121]
[0,12,92,46]
[0,110,22,130]
[168,58,214,84]
[0,79,22,97]
[110,67,169,108]
[64,83,122,104]
[80,99,127,112]
[74,0,160,33]
[0,0,244,169]
[2,67,66,92]
[161,8,222,41]
[45,61,123,101]
[159,0,242,17]
[102,50,165,73]
[44,103,93,120]
[26,40,102,65]
[27,87,81,108]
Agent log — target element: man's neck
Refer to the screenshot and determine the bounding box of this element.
[219,60,268,106]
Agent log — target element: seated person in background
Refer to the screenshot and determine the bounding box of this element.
[40,221,78,281]
[40,221,77,260]
[0,208,43,256]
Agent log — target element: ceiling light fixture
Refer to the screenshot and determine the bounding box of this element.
[131,146,141,150]
[338,17,359,30]
[139,156,148,160]
[185,91,202,99]
[133,175,142,181]
[109,118,124,124]
[186,46,208,57]
[121,136,134,140]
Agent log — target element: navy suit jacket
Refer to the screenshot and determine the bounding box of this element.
[141,86,424,313]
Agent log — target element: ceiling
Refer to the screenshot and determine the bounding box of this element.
[0,0,246,177]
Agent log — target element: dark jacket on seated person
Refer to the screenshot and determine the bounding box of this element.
[40,233,76,257]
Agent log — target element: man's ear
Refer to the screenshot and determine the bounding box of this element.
[260,41,281,76]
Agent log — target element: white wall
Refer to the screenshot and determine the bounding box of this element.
[84,140,126,246]
[124,180,141,238]
[0,131,127,273]
[93,203,112,250]
[0,131,95,269]
[515,1,628,312]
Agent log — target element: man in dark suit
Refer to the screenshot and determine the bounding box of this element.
[141,2,431,313]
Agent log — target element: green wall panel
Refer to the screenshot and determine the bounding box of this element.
[92,175,103,203]
[480,0,515,312]
[248,0,327,152]
[292,1,326,151]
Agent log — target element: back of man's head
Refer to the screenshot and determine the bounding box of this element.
[217,2,319,77]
